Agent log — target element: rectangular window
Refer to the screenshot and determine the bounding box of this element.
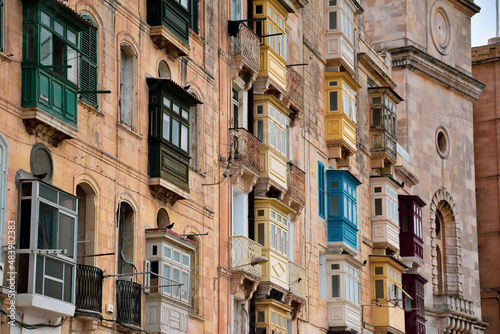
[328,11,337,30]
[331,275,340,298]
[331,196,338,216]
[329,91,338,111]
[375,279,384,299]
[17,181,77,303]
[374,198,383,216]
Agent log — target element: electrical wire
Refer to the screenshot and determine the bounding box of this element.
[0,309,67,329]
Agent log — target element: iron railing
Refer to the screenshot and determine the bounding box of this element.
[230,236,263,278]
[370,131,397,161]
[116,280,142,327]
[287,163,306,206]
[288,261,307,299]
[230,128,261,174]
[286,67,304,111]
[75,264,103,316]
[229,23,260,74]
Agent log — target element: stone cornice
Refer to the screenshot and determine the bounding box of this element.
[390,46,485,100]
[358,52,397,88]
[450,0,481,16]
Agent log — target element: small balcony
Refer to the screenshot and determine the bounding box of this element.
[147,0,190,57]
[326,112,357,161]
[230,236,263,300]
[283,162,306,218]
[116,280,142,328]
[75,264,103,317]
[284,67,304,119]
[434,294,480,333]
[230,128,261,193]
[229,23,260,87]
[370,131,397,165]
[288,261,306,299]
[231,236,263,278]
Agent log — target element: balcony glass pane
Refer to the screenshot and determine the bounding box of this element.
[172,119,179,146]
[328,11,337,30]
[67,47,78,84]
[329,91,338,111]
[59,212,75,257]
[374,198,382,216]
[59,192,76,211]
[163,264,171,294]
[64,263,72,303]
[270,121,275,147]
[375,279,384,299]
[372,108,382,127]
[173,268,180,297]
[38,202,57,250]
[181,124,188,151]
[256,120,263,142]
[330,196,338,216]
[36,255,44,294]
[258,223,265,246]
[45,277,63,300]
[182,271,189,300]
[331,274,340,297]
[271,224,275,249]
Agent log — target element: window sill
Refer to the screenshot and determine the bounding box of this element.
[117,122,143,140]
[189,313,205,323]
[79,100,104,117]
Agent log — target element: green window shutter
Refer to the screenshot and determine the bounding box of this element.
[79,15,98,107]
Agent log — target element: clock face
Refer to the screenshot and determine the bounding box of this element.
[430,1,452,55]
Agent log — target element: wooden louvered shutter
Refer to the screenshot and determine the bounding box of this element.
[80,15,98,108]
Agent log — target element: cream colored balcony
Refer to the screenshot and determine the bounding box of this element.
[325,0,362,73]
[288,261,306,299]
[229,23,261,88]
[230,128,261,193]
[230,236,263,300]
[254,198,295,292]
[434,294,479,334]
[253,95,291,198]
[371,176,402,253]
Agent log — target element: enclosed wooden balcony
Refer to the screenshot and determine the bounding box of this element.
[116,280,142,328]
[399,195,426,268]
[284,67,304,119]
[370,131,397,164]
[230,128,261,193]
[282,162,305,218]
[229,23,260,87]
[75,264,103,317]
[147,0,191,57]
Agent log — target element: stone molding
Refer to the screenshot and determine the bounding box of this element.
[390,46,484,100]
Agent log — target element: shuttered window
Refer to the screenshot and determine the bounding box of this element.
[80,14,98,107]
[318,161,325,218]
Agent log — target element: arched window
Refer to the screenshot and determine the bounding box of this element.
[157,208,170,229]
[76,182,97,266]
[120,46,135,129]
[158,60,170,79]
[117,202,135,276]
[80,14,98,107]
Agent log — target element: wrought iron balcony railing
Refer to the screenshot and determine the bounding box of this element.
[288,261,307,299]
[286,67,304,112]
[370,130,397,161]
[75,264,103,317]
[230,236,263,278]
[230,128,261,174]
[229,23,260,74]
[286,162,306,206]
[116,280,142,327]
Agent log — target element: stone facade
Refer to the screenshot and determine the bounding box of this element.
[0,0,486,333]
[472,37,500,334]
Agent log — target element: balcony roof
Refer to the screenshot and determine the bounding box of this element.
[398,194,426,208]
[44,0,97,29]
[276,0,295,13]
[145,227,199,247]
[146,77,203,105]
[370,174,403,189]
[368,86,404,104]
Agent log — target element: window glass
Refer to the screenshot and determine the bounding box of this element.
[163,114,170,140]
[329,11,337,30]
[181,124,188,151]
[375,279,384,299]
[331,196,338,216]
[329,91,338,111]
[256,120,264,142]
[374,198,383,216]
[331,275,340,297]
[172,119,179,146]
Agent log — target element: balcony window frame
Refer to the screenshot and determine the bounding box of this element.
[371,260,404,303]
[17,180,78,304]
[253,100,290,158]
[253,1,288,61]
[370,178,400,224]
[326,0,355,43]
[21,0,91,128]
[326,77,357,123]
[327,261,360,304]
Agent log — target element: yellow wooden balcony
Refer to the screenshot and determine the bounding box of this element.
[371,256,406,334]
[255,299,292,334]
[252,0,293,96]
[254,198,295,291]
[325,71,361,161]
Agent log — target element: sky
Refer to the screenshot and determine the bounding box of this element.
[471,0,497,46]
